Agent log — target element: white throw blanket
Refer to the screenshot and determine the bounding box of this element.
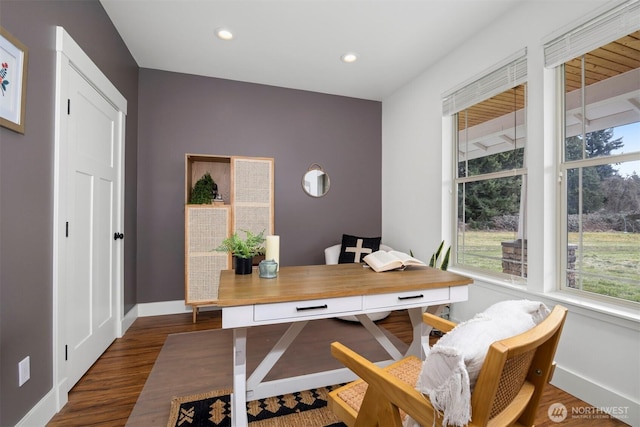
[403,300,550,427]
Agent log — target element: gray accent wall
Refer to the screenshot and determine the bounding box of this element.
[0,1,138,425]
[137,69,382,302]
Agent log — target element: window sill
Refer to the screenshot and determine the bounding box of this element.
[448,267,527,291]
[448,267,640,328]
[542,290,640,326]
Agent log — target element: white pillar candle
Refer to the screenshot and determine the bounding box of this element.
[265,235,280,270]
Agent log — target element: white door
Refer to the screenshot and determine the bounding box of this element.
[63,65,121,389]
[54,27,126,407]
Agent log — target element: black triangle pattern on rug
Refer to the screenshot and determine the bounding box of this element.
[169,385,347,427]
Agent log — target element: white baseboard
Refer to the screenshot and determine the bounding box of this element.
[16,388,58,427]
[136,300,192,317]
[135,300,220,317]
[552,366,639,426]
[121,305,138,335]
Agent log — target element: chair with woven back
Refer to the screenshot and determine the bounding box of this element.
[329,303,568,427]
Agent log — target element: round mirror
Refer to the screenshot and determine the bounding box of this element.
[302,164,330,197]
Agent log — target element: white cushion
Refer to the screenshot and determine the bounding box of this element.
[409,300,550,427]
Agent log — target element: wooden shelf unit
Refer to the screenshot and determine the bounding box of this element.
[185,154,274,321]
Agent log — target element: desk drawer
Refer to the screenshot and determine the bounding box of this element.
[254,296,362,322]
[364,288,449,310]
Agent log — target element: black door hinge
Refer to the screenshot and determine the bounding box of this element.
[65,345,68,361]
[67,99,71,115]
[66,222,69,237]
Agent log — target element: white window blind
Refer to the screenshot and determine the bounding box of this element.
[544,0,640,68]
[442,49,527,117]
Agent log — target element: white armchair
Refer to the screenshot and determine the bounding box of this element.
[325,243,392,322]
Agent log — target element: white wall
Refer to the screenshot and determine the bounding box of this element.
[382,1,639,425]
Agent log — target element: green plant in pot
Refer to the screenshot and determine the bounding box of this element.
[428,240,451,337]
[190,172,218,204]
[216,229,266,274]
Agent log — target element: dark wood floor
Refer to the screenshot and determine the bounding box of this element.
[47,309,628,426]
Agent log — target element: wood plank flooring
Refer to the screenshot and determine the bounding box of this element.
[47,309,628,426]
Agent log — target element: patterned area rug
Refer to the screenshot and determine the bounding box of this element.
[167,385,347,427]
[128,319,407,426]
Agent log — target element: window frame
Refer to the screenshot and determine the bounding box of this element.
[450,80,529,282]
[545,0,640,307]
[556,60,640,307]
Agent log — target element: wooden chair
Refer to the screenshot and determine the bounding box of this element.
[329,304,568,427]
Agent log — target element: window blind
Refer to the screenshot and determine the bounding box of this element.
[442,49,527,117]
[544,0,640,68]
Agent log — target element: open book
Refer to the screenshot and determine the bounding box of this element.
[363,250,426,272]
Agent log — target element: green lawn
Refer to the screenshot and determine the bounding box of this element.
[457,230,640,302]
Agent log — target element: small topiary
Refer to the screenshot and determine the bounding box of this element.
[190,173,216,204]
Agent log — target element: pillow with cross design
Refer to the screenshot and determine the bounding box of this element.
[338,234,381,264]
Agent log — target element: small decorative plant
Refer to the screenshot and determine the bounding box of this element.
[429,240,451,271]
[216,229,266,259]
[190,172,217,204]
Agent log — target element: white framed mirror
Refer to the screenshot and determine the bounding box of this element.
[302,164,330,197]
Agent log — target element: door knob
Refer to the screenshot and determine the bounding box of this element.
[114,232,124,240]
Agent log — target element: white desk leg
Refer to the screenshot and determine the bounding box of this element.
[232,328,248,427]
[248,321,308,390]
[355,314,403,360]
[406,305,443,357]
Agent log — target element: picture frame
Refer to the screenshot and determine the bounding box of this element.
[0,26,28,134]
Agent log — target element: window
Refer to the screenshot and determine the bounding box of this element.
[444,51,528,279]
[560,35,640,303]
[545,0,639,304]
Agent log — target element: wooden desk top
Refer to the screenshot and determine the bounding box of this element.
[216,263,472,307]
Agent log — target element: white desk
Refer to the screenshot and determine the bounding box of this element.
[217,263,472,427]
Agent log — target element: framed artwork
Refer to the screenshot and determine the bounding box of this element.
[0,26,28,134]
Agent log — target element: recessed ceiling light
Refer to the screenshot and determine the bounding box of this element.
[216,28,234,41]
[341,53,358,63]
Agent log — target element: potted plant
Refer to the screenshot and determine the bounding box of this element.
[428,240,451,337]
[429,240,451,271]
[189,172,218,204]
[216,229,266,274]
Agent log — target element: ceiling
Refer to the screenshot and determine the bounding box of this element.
[99,0,524,101]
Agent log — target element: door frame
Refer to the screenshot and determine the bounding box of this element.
[52,26,127,410]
